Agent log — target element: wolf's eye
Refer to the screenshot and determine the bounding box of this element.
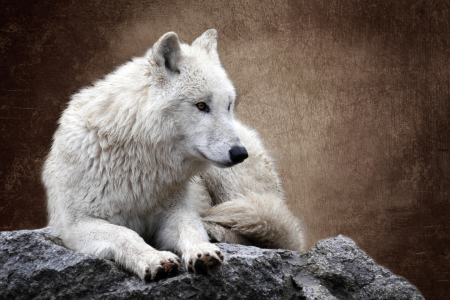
[196,102,210,112]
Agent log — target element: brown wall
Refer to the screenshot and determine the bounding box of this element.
[1,1,449,298]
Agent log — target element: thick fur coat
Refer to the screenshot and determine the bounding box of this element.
[43,29,304,282]
[43,30,247,281]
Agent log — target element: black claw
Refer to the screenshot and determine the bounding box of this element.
[169,263,179,276]
[197,253,202,258]
[159,260,165,265]
[209,257,218,268]
[154,267,169,281]
[209,257,222,274]
[169,258,174,263]
[205,252,210,256]
[188,265,194,273]
[144,273,152,283]
[189,259,193,265]
[194,259,208,275]
[215,250,221,255]
[219,255,224,261]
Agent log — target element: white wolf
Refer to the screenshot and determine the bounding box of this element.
[194,120,305,252]
[43,29,250,281]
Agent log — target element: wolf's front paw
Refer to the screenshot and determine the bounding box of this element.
[137,250,181,282]
[183,243,224,275]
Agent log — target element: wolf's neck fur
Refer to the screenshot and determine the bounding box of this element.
[60,56,207,204]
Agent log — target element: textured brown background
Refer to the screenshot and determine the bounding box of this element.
[1,0,449,298]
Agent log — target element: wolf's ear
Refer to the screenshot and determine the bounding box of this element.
[152,32,181,73]
[192,29,219,62]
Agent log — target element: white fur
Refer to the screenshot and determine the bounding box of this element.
[43,29,243,281]
[196,120,306,251]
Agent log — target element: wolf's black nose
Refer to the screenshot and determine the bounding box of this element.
[229,146,248,164]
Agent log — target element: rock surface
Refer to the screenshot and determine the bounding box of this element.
[0,228,424,299]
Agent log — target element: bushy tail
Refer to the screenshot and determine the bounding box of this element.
[202,192,305,251]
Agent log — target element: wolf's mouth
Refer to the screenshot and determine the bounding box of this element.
[197,150,243,168]
[210,160,238,169]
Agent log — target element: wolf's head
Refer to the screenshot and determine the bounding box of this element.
[146,30,248,168]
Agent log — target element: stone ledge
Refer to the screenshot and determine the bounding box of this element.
[0,227,424,300]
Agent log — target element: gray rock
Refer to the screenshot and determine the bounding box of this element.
[0,228,423,300]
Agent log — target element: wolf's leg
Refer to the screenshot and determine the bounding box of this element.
[156,204,224,275]
[61,218,180,282]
